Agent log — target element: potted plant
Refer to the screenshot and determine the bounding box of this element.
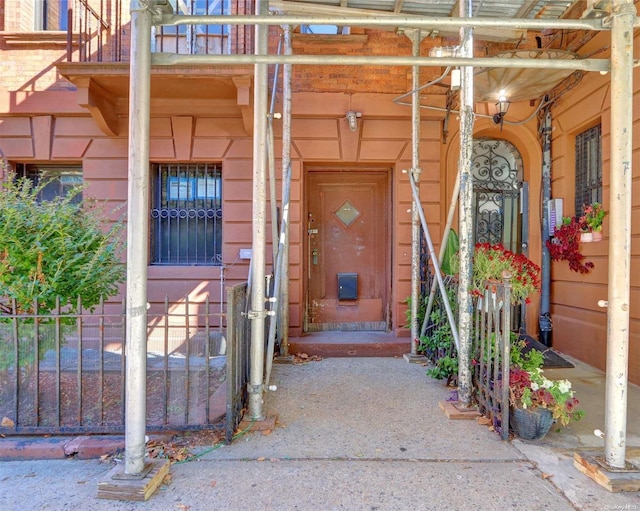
[509,366,584,440]
[452,243,541,305]
[546,216,594,274]
[579,202,607,242]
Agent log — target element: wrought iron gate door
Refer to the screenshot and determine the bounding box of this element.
[472,139,528,330]
[471,139,524,253]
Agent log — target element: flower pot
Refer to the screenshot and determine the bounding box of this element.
[510,407,554,440]
[580,231,593,243]
[592,230,603,242]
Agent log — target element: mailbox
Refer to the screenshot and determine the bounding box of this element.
[337,273,358,301]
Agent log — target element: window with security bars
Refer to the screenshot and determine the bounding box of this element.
[575,124,602,214]
[15,164,82,204]
[151,163,222,265]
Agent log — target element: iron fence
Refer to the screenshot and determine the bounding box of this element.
[0,292,249,438]
[422,275,512,440]
[471,279,512,440]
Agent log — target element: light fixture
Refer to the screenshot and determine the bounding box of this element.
[346,111,361,132]
[492,89,510,130]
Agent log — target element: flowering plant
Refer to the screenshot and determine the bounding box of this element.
[546,217,594,274]
[509,367,584,427]
[579,202,607,232]
[453,243,541,305]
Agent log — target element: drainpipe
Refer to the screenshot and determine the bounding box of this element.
[124,0,151,476]
[604,0,634,470]
[456,0,475,407]
[539,107,553,346]
[409,29,422,354]
[248,0,269,421]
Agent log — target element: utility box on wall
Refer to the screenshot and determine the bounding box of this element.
[337,273,358,301]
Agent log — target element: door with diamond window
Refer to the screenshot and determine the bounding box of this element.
[306,170,389,331]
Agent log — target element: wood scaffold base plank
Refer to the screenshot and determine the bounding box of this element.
[97,458,170,501]
[439,400,481,420]
[574,451,640,493]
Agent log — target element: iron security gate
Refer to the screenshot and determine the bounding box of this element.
[471,139,524,253]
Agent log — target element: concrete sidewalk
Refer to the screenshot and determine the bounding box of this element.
[1,356,639,510]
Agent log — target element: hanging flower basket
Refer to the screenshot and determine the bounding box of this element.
[510,407,554,440]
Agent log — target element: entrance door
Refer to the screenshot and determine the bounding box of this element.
[306,170,389,331]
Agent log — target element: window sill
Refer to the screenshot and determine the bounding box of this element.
[0,31,68,46]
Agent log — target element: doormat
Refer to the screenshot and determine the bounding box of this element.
[518,335,574,369]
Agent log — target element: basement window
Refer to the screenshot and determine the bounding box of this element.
[151,163,223,266]
[15,164,83,204]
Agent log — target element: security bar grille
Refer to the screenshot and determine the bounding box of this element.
[151,163,223,265]
[575,124,602,214]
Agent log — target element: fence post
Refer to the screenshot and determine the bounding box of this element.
[500,271,512,440]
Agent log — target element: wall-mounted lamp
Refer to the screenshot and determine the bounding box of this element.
[346,111,361,132]
[492,89,510,130]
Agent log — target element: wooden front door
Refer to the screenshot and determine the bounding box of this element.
[306,169,389,331]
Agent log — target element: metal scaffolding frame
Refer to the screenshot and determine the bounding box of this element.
[124,0,634,476]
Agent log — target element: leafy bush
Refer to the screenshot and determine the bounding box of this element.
[0,174,125,314]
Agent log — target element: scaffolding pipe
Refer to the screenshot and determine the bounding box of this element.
[421,159,461,337]
[539,108,552,345]
[604,0,634,470]
[268,35,283,259]
[409,29,422,354]
[279,25,293,357]
[456,0,475,408]
[407,172,459,352]
[151,53,609,73]
[159,13,607,32]
[124,0,151,476]
[264,35,284,386]
[248,0,269,421]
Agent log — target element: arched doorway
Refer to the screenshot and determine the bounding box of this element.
[472,138,528,331]
[471,138,526,253]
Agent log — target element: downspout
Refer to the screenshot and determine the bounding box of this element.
[409,29,422,355]
[604,0,634,470]
[539,106,553,346]
[248,0,269,421]
[456,0,475,407]
[124,0,151,476]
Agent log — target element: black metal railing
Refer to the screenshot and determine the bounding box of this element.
[421,275,512,440]
[66,0,253,63]
[0,293,250,436]
[471,279,512,441]
[224,283,250,443]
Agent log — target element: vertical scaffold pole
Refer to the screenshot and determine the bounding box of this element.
[604,0,634,469]
[124,0,151,475]
[456,0,475,407]
[248,0,269,421]
[409,29,422,355]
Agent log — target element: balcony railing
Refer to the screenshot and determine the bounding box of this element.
[66,0,253,63]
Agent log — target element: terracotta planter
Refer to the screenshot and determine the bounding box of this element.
[592,230,603,242]
[510,407,554,440]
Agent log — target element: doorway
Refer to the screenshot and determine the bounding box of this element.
[305,168,391,332]
[471,138,528,331]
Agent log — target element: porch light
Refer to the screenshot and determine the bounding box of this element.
[346,111,361,132]
[493,90,510,130]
